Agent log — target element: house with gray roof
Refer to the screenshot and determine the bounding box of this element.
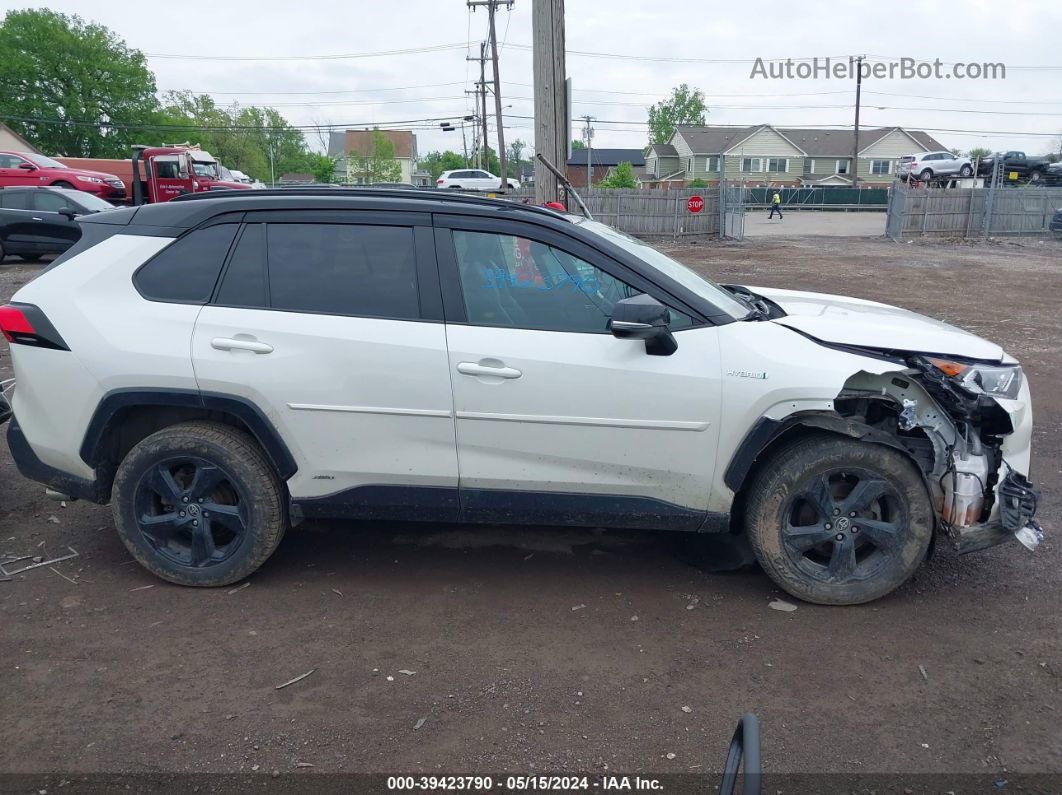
[642,125,947,187]
[566,148,645,188]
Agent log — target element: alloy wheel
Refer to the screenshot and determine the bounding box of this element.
[133,456,248,569]
[781,468,906,583]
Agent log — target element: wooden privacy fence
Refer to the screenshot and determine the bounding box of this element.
[886,186,1062,239]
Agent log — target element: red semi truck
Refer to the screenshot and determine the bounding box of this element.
[57,146,251,204]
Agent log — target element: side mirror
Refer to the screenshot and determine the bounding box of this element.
[609,294,678,356]
[58,208,79,220]
[18,162,37,171]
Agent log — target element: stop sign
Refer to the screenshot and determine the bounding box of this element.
[687,195,704,213]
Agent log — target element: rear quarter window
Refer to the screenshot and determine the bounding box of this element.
[134,224,239,303]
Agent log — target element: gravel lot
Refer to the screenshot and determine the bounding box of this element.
[1,234,1060,789]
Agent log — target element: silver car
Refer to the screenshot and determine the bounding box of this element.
[897,151,974,182]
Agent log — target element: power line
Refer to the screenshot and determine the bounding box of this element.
[145,42,469,61]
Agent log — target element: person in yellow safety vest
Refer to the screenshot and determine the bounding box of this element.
[768,190,783,220]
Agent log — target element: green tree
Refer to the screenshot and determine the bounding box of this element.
[306,152,338,184]
[419,150,467,179]
[647,84,707,146]
[506,138,528,178]
[597,161,638,189]
[571,139,586,150]
[0,9,159,157]
[347,129,401,183]
[687,178,708,187]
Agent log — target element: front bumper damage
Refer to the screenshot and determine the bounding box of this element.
[839,361,1043,556]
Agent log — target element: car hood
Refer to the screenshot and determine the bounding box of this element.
[746,285,1006,362]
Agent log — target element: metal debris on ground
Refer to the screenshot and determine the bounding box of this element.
[0,546,79,578]
[227,582,251,595]
[681,705,692,713]
[398,669,416,676]
[331,588,343,597]
[769,599,798,612]
[919,664,929,682]
[414,717,427,730]
[571,604,586,611]
[129,584,155,592]
[275,668,317,690]
[295,761,314,768]
[49,566,78,585]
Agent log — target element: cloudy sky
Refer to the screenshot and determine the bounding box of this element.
[9,0,1062,158]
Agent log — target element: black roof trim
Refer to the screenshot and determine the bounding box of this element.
[125,188,568,230]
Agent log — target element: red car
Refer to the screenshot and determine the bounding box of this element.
[0,151,127,201]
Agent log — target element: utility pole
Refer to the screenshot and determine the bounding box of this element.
[581,114,594,188]
[466,43,490,170]
[469,1,513,190]
[532,0,567,205]
[851,54,865,189]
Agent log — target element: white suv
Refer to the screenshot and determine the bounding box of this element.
[1,189,1041,604]
[436,169,520,191]
[897,151,974,182]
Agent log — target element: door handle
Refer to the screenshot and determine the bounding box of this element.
[31,217,43,221]
[457,361,522,379]
[211,337,274,354]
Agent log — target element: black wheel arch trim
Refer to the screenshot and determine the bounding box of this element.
[79,388,298,480]
[724,411,918,494]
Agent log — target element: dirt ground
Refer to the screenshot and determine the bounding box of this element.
[1,233,1061,790]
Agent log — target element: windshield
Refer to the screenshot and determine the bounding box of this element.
[192,162,219,179]
[572,218,751,320]
[25,153,67,169]
[72,192,115,212]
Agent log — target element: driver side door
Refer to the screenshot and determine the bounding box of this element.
[435,216,723,529]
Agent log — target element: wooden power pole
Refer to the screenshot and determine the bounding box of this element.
[532,0,566,204]
[851,54,864,189]
[469,0,514,192]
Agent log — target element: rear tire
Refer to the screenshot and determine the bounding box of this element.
[959,165,973,177]
[918,169,934,182]
[111,421,287,586]
[744,434,933,605]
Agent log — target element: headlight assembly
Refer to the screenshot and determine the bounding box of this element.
[75,175,103,184]
[926,357,1023,399]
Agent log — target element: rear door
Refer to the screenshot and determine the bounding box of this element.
[0,190,39,252]
[191,210,459,517]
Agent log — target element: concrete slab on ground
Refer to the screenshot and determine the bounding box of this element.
[745,209,886,237]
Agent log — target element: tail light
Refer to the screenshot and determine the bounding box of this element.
[0,304,69,350]
[437,178,444,184]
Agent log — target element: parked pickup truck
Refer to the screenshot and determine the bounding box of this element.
[977,151,1053,183]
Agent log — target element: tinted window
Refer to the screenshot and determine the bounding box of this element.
[452,230,692,333]
[266,223,419,318]
[0,191,30,210]
[216,224,267,308]
[33,191,72,212]
[0,154,27,169]
[69,192,114,212]
[135,224,238,303]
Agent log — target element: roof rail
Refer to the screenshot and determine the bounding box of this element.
[168,186,560,218]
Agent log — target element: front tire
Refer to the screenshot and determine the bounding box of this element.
[744,434,933,605]
[959,164,973,177]
[111,421,287,586]
[918,169,934,182]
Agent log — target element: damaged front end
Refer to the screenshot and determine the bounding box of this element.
[838,355,1042,555]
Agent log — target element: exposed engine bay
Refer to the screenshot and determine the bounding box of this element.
[837,356,1041,554]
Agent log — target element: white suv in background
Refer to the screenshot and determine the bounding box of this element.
[436,169,520,191]
[897,151,974,182]
[0,189,1041,604]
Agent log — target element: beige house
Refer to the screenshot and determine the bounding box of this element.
[328,129,418,184]
[0,123,41,154]
[644,125,947,188]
